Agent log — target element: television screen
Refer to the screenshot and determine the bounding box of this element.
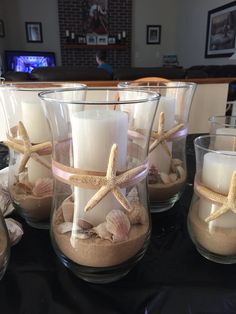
[4,50,56,73]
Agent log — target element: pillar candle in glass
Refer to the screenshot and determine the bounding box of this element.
[188,134,236,264]
[40,87,159,283]
[0,82,86,229]
[209,115,236,150]
[118,81,196,212]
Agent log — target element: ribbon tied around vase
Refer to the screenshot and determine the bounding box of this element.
[194,171,236,222]
[52,143,148,213]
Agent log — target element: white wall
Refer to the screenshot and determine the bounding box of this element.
[132,0,178,67]
[2,0,61,65]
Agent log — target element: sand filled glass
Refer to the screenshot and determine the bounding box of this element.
[39,87,159,283]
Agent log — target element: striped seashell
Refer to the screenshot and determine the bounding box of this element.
[93,222,112,241]
[106,209,130,242]
[32,178,53,197]
[127,205,146,225]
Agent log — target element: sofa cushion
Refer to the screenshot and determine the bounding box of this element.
[30,66,112,81]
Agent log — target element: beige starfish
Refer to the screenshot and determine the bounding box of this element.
[149,112,184,154]
[205,171,236,222]
[69,143,146,212]
[4,121,52,173]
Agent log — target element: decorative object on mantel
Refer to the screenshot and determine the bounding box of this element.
[188,134,236,264]
[39,87,159,284]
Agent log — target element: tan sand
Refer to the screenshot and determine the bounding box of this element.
[53,205,149,268]
[189,201,236,256]
[148,176,186,201]
[10,186,52,221]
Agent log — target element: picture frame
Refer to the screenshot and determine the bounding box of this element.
[108,36,116,44]
[86,34,97,45]
[78,36,86,44]
[146,25,161,44]
[0,20,5,38]
[25,22,43,43]
[97,35,108,45]
[205,1,236,58]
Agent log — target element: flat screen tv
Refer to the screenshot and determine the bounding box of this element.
[4,50,56,73]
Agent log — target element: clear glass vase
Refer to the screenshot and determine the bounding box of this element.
[39,87,159,283]
[118,81,196,212]
[0,82,86,229]
[0,210,10,280]
[209,115,236,148]
[188,134,236,264]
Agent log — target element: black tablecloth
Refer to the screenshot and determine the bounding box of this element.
[1,135,236,314]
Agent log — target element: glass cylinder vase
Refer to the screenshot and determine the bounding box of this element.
[39,87,159,283]
[0,82,86,229]
[188,134,236,264]
[0,210,10,280]
[118,81,196,212]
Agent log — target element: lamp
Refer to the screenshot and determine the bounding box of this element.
[229,52,236,60]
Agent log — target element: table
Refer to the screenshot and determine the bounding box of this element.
[1,135,236,314]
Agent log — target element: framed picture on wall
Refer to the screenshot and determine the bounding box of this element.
[0,20,5,38]
[146,25,161,44]
[97,35,108,45]
[86,34,97,45]
[25,22,43,43]
[205,1,236,58]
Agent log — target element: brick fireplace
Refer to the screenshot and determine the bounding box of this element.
[58,0,132,69]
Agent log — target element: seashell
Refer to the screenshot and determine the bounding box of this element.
[74,229,91,239]
[62,200,74,222]
[176,166,185,179]
[169,173,178,183]
[93,222,112,241]
[5,218,23,246]
[126,205,146,225]
[159,172,171,184]
[14,181,33,194]
[106,209,130,242]
[171,158,183,172]
[18,170,28,182]
[32,178,53,197]
[57,222,73,234]
[78,219,93,229]
[127,187,139,202]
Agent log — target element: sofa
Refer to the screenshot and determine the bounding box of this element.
[3,65,236,82]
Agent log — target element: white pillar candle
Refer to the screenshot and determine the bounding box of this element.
[71,110,128,227]
[66,30,70,37]
[149,96,175,173]
[21,99,52,183]
[214,128,236,150]
[198,151,236,228]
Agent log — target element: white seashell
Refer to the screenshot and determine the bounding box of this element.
[78,219,93,229]
[106,209,130,242]
[171,158,183,172]
[169,173,178,182]
[93,222,112,241]
[32,178,53,197]
[176,166,185,179]
[127,206,146,225]
[5,218,23,246]
[75,230,91,239]
[159,172,171,184]
[127,187,139,202]
[18,170,28,182]
[57,222,73,234]
[62,200,74,222]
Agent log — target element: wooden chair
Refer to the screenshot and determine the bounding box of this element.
[134,77,170,82]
